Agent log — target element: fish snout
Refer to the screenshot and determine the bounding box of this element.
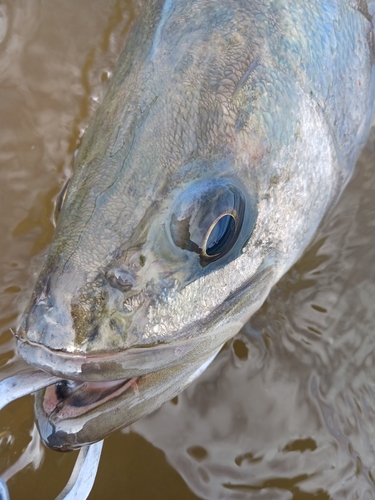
[17,265,147,357]
[17,291,74,351]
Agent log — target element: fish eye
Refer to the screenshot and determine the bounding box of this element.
[169,179,252,266]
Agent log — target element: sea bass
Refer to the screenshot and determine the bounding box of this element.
[14,0,375,451]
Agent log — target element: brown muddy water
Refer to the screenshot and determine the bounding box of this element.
[1,1,375,499]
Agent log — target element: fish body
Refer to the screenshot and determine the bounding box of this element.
[15,0,375,449]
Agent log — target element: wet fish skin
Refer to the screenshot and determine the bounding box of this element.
[15,0,375,449]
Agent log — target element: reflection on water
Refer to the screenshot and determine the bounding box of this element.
[1,1,375,499]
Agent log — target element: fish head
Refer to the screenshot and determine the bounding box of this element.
[15,0,373,450]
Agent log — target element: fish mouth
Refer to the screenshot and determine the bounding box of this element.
[34,352,218,451]
[42,377,139,420]
[17,265,273,451]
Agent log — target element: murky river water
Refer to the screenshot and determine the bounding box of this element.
[1,1,375,499]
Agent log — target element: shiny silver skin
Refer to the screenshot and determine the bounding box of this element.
[15,0,375,450]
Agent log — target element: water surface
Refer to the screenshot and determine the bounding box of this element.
[1,2,375,499]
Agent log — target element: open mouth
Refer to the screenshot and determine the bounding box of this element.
[6,342,225,451]
[43,377,140,419]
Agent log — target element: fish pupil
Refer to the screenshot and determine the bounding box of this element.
[205,214,236,256]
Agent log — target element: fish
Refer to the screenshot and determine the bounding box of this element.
[11,0,375,454]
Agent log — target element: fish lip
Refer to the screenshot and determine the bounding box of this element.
[16,336,206,382]
[17,264,273,382]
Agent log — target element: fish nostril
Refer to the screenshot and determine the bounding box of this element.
[106,268,136,293]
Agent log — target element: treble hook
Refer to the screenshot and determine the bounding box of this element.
[0,368,104,500]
